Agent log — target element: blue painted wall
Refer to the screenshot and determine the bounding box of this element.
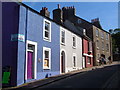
[2,2,19,86]
[17,5,60,85]
[17,5,27,86]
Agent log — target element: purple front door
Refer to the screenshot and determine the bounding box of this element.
[27,51,33,79]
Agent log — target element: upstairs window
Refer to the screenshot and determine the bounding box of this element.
[106,33,109,40]
[102,42,104,50]
[73,36,76,48]
[106,44,109,51]
[96,29,99,37]
[43,19,51,42]
[96,40,99,49]
[61,30,65,44]
[88,41,92,52]
[101,31,104,39]
[77,19,82,24]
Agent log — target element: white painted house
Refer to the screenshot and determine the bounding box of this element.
[60,26,83,73]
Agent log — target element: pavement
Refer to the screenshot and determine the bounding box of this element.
[2,61,120,89]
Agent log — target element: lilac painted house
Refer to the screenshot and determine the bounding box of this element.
[2,2,60,87]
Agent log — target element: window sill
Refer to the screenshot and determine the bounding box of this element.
[43,67,50,70]
[72,46,76,49]
[73,67,76,69]
[87,63,91,64]
[97,47,99,50]
[43,38,51,42]
[61,43,65,46]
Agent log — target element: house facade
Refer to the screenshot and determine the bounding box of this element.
[2,2,61,86]
[2,2,112,87]
[55,6,112,66]
[60,26,83,73]
[82,37,93,68]
[92,25,112,65]
[2,2,84,87]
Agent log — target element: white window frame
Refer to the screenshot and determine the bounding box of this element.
[72,53,77,68]
[61,30,65,45]
[72,35,76,48]
[43,19,51,42]
[25,40,37,80]
[43,47,51,69]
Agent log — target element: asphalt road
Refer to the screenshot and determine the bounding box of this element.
[34,64,120,89]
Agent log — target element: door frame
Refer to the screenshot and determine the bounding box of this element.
[25,40,37,80]
[60,49,66,74]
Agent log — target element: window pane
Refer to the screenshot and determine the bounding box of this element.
[44,59,49,67]
[102,42,104,50]
[88,57,91,64]
[73,56,76,67]
[96,29,99,36]
[45,22,49,30]
[73,37,76,47]
[45,31,49,38]
[61,31,65,43]
[45,51,49,58]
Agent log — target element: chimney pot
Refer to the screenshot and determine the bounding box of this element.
[58,4,60,9]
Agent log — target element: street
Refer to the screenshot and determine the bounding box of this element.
[33,64,120,89]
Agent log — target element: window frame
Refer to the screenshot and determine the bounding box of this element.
[72,36,76,48]
[43,19,51,42]
[102,42,104,50]
[96,29,99,37]
[43,47,51,69]
[72,53,77,68]
[61,30,65,45]
[106,33,109,40]
[101,31,104,39]
[87,57,91,64]
[106,44,109,51]
[96,40,99,49]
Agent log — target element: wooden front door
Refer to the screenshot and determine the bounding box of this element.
[61,51,65,73]
[27,51,33,79]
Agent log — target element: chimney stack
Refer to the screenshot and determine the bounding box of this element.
[53,4,63,24]
[91,18,102,29]
[40,7,50,18]
[58,4,60,9]
[62,6,75,21]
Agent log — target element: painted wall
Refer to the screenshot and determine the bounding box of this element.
[83,39,93,68]
[60,26,83,73]
[17,5,26,86]
[2,2,19,86]
[17,5,60,85]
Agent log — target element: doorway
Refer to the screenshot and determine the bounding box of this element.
[61,51,65,73]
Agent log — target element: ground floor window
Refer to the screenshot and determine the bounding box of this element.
[73,56,76,67]
[88,57,91,64]
[43,47,51,69]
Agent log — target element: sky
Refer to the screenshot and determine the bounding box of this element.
[23,2,118,32]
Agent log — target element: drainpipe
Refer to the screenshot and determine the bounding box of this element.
[24,8,28,83]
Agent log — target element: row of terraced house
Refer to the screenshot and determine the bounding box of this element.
[2,2,112,87]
